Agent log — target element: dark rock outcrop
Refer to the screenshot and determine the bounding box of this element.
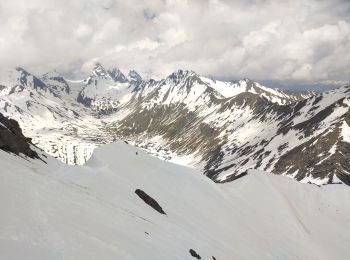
[0,113,39,159]
[135,189,166,215]
[189,249,201,259]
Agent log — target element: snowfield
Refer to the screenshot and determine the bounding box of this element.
[0,141,350,260]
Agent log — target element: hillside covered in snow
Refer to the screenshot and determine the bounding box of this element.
[1,139,350,260]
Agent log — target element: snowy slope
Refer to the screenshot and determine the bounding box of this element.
[1,142,350,260]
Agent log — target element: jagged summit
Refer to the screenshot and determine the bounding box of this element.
[14,67,28,73]
[91,62,109,78]
[128,70,142,82]
[89,63,128,83]
[166,69,199,83]
[108,67,127,83]
[42,70,64,80]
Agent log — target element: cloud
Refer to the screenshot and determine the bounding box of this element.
[0,0,349,82]
[74,23,94,39]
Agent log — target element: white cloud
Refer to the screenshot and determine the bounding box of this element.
[75,23,94,39]
[0,0,349,82]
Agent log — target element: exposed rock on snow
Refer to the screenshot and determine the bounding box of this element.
[0,112,39,159]
[135,189,166,215]
[189,249,201,259]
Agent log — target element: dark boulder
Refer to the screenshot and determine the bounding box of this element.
[0,113,39,159]
[135,189,166,215]
[189,249,201,259]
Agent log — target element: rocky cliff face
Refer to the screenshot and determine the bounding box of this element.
[0,113,39,159]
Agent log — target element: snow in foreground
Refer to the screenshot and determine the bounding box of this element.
[0,141,350,260]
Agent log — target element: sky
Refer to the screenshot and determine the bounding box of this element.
[0,0,349,85]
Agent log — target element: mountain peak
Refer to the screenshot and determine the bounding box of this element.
[92,63,109,78]
[15,67,27,72]
[128,70,142,82]
[90,63,128,83]
[42,70,61,79]
[167,69,199,84]
[14,67,32,80]
[242,78,254,83]
[108,67,127,83]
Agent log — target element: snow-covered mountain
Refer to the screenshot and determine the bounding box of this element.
[1,133,350,259]
[0,63,349,186]
[107,68,350,185]
[201,76,316,104]
[0,67,110,164]
[76,67,315,114]
[77,63,140,114]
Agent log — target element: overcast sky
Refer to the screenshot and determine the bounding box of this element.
[0,0,349,83]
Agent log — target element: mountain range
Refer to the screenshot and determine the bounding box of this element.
[0,63,349,185]
[1,63,350,259]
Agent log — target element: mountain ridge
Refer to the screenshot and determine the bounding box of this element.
[0,63,349,186]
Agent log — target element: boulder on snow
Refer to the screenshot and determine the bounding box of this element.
[135,189,166,215]
[0,113,39,159]
[189,249,201,259]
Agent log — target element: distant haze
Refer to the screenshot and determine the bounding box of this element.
[0,0,349,89]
